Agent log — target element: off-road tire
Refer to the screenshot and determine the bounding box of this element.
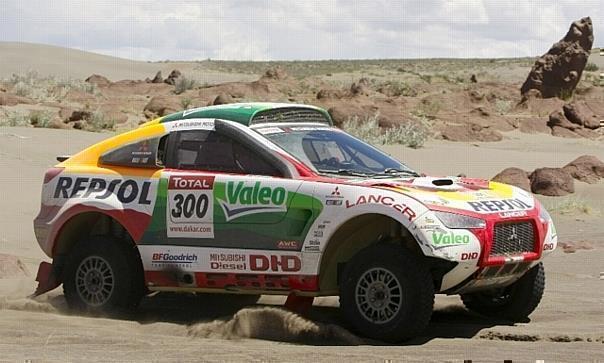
[63,236,145,314]
[461,262,545,321]
[340,243,434,342]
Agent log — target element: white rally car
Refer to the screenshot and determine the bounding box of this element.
[33,103,557,342]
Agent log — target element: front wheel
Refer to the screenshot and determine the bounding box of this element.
[339,244,434,342]
[461,262,545,321]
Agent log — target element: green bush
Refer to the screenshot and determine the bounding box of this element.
[174,76,197,95]
[342,113,429,148]
[584,62,599,72]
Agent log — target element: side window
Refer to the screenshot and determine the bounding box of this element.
[167,130,282,176]
[100,136,166,168]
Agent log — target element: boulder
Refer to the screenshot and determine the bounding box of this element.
[551,126,580,138]
[530,167,575,196]
[350,78,371,96]
[518,118,551,134]
[67,110,92,122]
[151,71,163,84]
[572,127,601,139]
[491,167,531,191]
[143,95,181,117]
[261,67,288,81]
[440,123,503,142]
[547,110,579,130]
[563,101,600,129]
[85,74,111,87]
[213,93,233,105]
[521,17,593,98]
[563,155,604,184]
[164,70,182,85]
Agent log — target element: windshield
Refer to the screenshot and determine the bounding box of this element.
[256,125,417,178]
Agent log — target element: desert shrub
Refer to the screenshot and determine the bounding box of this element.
[181,97,193,109]
[584,62,599,72]
[28,110,54,128]
[88,110,115,131]
[174,76,197,95]
[342,113,429,148]
[375,80,417,97]
[1,110,29,126]
[494,99,512,115]
[6,71,99,101]
[542,196,599,216]
[414,98,441,118]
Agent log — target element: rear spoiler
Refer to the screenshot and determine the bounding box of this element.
[56,155,70,162]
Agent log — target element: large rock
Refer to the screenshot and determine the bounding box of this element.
[491,167,531,191]
[440,123,503,142]
[164,70,182,85]
[563,101,600,129]
[551,126,580,138]
[143,95,181,117]
[521,17,593,98]
[547,110,579,130]
[213,93,233,105]
[85,74,111,87]
[151,71,163,83]
[530,167,575,196]
[518,118,551,134]
[563,155,604,184]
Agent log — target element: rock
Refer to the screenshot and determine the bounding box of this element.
[143,95,181,117]
[547,110,579,130]
[563,155,604,184]
[316,89,343,100]
[491,167,531,191]
[67,110,92,122]
[48,117,71,129]
[530,167,575,196]
[213,93,233,105]
[0,92,33,106]
[470,74,478,83]
[551,126,580,138]
[521,17,593,98]
[573,127,601,139]
[469,90,484,101]
[440,123,503,142]
[563,101,600,129]
[350,78,371,96]
[0,254,29,278]
[164,70,182,85]
[85,74,111,87]
[518,118,551,134]
[327,106,350,128]
[151,71,163,84]
[261,67,288,81]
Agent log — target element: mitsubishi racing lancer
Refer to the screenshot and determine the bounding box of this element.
[33,103,557,342]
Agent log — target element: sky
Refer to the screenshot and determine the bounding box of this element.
[1,0,602,61]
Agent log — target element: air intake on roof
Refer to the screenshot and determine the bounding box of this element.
[250,107,330,125]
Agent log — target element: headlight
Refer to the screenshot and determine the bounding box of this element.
[434,211,486,229]
[539,206,552,223]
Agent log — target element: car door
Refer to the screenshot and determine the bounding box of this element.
[156,127,318,251]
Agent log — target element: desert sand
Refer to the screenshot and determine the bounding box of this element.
[0,126,602,362]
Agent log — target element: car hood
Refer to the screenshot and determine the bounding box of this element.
[355,176,536,215]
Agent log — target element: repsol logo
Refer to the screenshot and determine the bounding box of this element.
[468,198,531,213]
[53,177,152,205]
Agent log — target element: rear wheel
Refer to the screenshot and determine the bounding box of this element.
[339,244,434,342]
[63,236,145,314]
[461,262,545,321]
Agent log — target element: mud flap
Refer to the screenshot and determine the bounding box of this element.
[30,261,61,297]
[284,293,314,315]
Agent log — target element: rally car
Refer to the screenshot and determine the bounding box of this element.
[33,103,557,342]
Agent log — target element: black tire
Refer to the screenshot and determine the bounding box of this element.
[63,235,145,314]
[461,262,545,321]
[339,243,434,342]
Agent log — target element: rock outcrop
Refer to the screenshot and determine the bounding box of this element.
[491,167,531,192]
[164,70,182,85]
[521,17,593,98]
[563,155,604,184]
[85,74,111,87]
[563,101,600,129]
[143,95,181,117]
[530,167,575,196]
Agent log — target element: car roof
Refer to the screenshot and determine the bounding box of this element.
[155,102,332,127]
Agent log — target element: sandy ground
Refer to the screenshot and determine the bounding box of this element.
[0,127,603,362]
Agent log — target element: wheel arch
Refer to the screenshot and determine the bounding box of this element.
[317,213,423,293]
